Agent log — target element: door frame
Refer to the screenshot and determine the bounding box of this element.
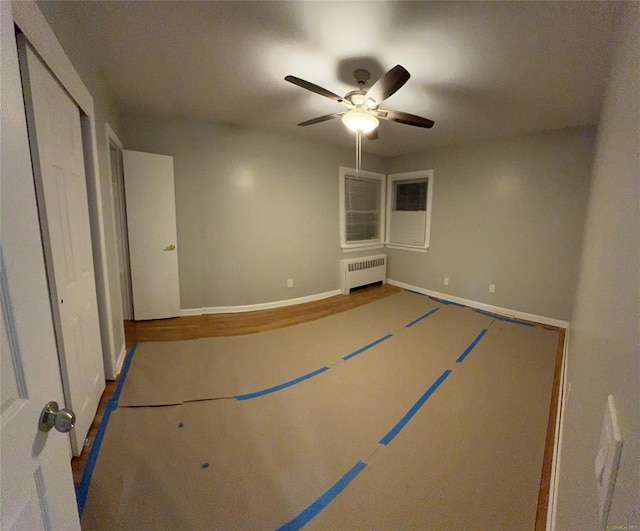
[11,2,119,376]
[105,123,134,322]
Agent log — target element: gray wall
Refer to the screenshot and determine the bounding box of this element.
[122,113,595,319]
[122,115,386,309]
[386,127,595,321]
[39,0,597,323]
[556,4,639,528]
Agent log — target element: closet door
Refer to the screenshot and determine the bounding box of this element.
[19,37,105,457]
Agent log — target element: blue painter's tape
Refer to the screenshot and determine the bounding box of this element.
[342,334,393,361]
[407,289,428,297]
[405,307,440,328]
[234,366,330,401]
[456,329,488,363]
[428,295,466,308]
[77,344,138,517]
[379,370,452,446]
[112,344,138,403]
[475,310,535,327]
[277,461,367,531]
[443,300,466,308]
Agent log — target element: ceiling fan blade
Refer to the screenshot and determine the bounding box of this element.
[366,129,379,140]
[379,109,434,129]
[366,65,410,105]
[285,75,343,103]
[298,112,344,126]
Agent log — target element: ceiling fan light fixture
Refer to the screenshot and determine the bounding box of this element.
[341,109,379,133]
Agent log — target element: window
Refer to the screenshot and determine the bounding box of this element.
[395,181,428,211]
[386,170,434,251]
[339,167,433,252]
[339,167,385,250]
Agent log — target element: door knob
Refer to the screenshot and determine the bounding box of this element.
[163,244,176,251]
[38,401,76,433]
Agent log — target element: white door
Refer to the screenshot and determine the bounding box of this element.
[1,2,80,526]
[123,150,181,320]
[18,38,105,456]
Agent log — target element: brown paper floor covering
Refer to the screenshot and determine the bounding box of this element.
[81,292,559,529]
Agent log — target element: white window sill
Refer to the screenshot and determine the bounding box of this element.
[385,244,429,253]
[340,244,385,253]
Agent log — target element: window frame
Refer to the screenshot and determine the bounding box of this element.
[385,170,434,252]
[339,166,386,251]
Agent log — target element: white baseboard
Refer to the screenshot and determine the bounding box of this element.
[180,308,203,317]
[116,344,127,373]
[181,289,342,316]
[387,279,569,328]
[104,344,127,380]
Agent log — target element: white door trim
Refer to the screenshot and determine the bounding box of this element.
[12,1,120,379]
[105,123,123,150]
[105,123,133,323]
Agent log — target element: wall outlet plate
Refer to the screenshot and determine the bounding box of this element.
[595,395,623,527]
[489,283,496,293]
[444,277,449,286]
[287,279,294,288]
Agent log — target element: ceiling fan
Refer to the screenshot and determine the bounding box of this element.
[285,65,434,140]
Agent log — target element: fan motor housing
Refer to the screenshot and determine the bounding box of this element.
[345,90,367,105]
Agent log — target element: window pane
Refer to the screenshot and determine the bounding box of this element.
[340,169,384,248]
[346,177,379,212]
[394,180,427,211]
[346,212,379,242]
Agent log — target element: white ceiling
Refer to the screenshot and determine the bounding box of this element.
[41,1,621,157]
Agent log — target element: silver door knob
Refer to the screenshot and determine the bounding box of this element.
[38,401,76,433]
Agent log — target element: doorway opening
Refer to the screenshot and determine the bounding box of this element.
[106,128,133,321]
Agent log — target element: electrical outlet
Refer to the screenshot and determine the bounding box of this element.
[595,395,623,527]
[444,277,449,286]
[489,283,496,293]
[287,279,294,288]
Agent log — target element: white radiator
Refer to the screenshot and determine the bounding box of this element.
[340,254,387,294]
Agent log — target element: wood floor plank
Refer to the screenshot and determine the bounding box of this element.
[536,327,566,529]
[124,283,401,345]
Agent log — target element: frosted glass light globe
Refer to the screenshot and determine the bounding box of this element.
[342,109,379,133]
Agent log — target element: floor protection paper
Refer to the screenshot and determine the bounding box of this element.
[82,294,559,529]
[118,290,440,406]
[308,320,559,529]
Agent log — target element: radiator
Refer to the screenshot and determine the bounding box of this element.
[340,254,387,294]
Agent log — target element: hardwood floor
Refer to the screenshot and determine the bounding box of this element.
[536,326,566,530]
[123,283,402,345]
[72,282,562,529]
